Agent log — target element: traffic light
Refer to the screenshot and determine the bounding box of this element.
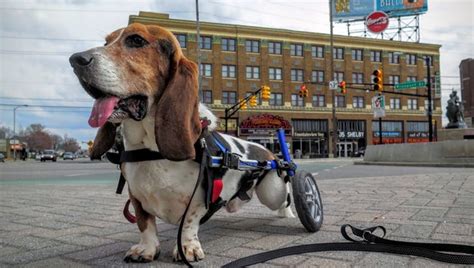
[373,69,383,92]
[299,84,308,98]
[249,95,258,107]
[261,86,271,100]
[338,81,347,94]
[239,99,247,110]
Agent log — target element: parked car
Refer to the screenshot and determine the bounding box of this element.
[0,153,5,162]
[353,147,366,157]
[63,152,76,160]
[40,150,57,162]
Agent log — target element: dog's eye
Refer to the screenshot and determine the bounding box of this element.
[125,34,148,48]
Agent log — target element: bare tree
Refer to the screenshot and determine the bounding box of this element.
[23,124,53,151]
[62,135,80,152]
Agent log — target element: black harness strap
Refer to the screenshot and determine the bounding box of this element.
[106,149,166,194]
[222,224,474,267]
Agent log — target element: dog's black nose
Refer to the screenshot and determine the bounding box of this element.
[69,51,94,67]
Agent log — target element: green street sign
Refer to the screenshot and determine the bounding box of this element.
[395,80,426,90]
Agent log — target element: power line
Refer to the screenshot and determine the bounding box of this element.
[0,96,92,102]
[0,103,91,108]
[0,36,103,42]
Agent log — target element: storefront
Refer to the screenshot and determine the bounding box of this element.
[337,120,366,157]
[407,121,435,143]
[292,119,328,158]
[372,121,404,145]
[239,114,292,154]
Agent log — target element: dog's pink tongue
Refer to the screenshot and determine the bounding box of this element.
[88,97,119,128]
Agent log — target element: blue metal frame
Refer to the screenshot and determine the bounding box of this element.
[209,128,297,175]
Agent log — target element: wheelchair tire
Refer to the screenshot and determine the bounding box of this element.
[291,170,323,233]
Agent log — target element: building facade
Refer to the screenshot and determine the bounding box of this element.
[460,58,473,128]
[130,12,442,158]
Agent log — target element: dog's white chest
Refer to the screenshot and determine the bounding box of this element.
[124,160,201,224]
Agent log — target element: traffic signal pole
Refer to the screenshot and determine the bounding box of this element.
[329,0,337,158]
[426,57,433,142]
[223,87,265,133]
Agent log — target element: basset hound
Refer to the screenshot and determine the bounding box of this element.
[69,23,295,263]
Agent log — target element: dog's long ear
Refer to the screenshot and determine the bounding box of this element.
[90,122,117,160]
[155,55,201,161]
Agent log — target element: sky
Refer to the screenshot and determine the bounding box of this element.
[0,0,473,148]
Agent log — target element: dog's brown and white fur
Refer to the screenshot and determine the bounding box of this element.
[70,23,294,263]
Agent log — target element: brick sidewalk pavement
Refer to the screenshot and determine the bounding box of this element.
[0,172,473,267]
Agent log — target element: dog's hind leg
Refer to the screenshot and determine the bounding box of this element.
[124,193,160,263]
[255,170,295,218]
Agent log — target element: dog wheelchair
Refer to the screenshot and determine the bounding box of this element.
[200,128,324,233]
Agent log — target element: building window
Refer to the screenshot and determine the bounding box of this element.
[245,40,260,53]
[174,33,186,48]
[408,98,418,110]
[333,47,344,59]
[200,90,212,104]
[291,94,304,107]
[312,95,325,107]
[222,65,236,78]
[388,52,400,64]
[311,70,324,83]
[222,91,237,105]
[268,41,282,54]
[269,93,283,106]
[333,72,344,82]
[407,76,417,82]
[389,75,400,85]
[246,66,260,79]
[245,92,262,105]
[407,54,417,65]
[370,50,382,62]
[269,67,282,80]
[290,43,303,56]
[352,72,363,84]
[424,99,435,110]
[352,96,364,108]
[221,38,236,51]
[199,36,212,50]
[200,63,212,77]
[312,46,324,58]
[390,98,401,109]
[335,96,346,107]
[424,55,433,66]
[352,49,363,61]
[291,69,304,82]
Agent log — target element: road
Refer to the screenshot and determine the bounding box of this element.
[1,158,473,184]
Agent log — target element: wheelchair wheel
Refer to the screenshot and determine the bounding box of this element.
[291,170,323,232]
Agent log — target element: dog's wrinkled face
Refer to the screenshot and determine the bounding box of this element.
[70,23,201,161]
[69,23,174,128]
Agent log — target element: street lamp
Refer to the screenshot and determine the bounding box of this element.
[13,105,28,160]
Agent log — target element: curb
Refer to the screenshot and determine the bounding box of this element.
[355,161,474,168]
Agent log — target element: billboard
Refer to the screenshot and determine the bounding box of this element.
[332,0,428,22]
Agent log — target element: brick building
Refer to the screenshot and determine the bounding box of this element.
[460,58,473,127]
[129,12,442,158]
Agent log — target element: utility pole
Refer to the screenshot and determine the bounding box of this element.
[329,0,337,158]
[13,105,28,160]
[426,56,433,142]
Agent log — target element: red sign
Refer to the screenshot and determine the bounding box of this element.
[366,11,389,33]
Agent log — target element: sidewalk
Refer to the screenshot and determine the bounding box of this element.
[0,172,473,267]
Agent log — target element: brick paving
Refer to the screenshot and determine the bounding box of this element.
[0,172,473,267]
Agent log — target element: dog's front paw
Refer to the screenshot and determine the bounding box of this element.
[172,240,205,262]
[124,243,160,263]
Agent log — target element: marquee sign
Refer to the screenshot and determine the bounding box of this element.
[239,114,292,136]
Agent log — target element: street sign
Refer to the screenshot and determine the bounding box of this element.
[372,95,385,118]
[329,80,338,90]
[395,80,426,90]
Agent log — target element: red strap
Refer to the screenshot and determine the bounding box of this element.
[123,199,137,223]
[212,179,223,203]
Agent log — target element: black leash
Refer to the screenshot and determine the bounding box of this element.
[222,224,474,267]
[176,138,209,267]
